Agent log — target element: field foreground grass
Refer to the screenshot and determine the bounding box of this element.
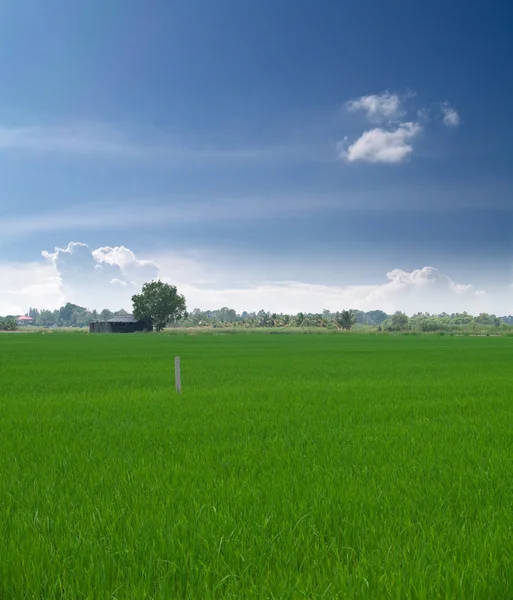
[1,333,512,599]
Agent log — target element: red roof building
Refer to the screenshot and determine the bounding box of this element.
[16,316,34,325]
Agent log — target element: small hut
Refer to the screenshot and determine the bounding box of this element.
[16,315,34,326]
[89,315,153,333]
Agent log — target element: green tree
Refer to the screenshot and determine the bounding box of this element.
[334,310,356,330]
[385,311,410,331]
[0,317,17,331]
[474,313,500,326]
[216,307,237,323]
[256,310,273,328]
[28,307,40,321]
[39,309,55,327]
[363,310,388,325]
[132,280,187,332]
[59,303,86,326]
[71,307,90,327]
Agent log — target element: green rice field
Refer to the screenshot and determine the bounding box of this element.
[1,332,512,598]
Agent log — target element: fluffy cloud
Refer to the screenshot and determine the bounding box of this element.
[40,242,158,309]
[347,92,404,122]
[440,102,460,127]
[177,267,486,315]
[360,267,485,314]
[91,245,159,284]
[0,261,63,315]
[0,243,498,317]
[341,91,459,164]
[338,122,421,164]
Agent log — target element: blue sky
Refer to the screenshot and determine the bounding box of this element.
[1,0,512,315]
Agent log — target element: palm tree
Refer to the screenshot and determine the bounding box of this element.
[334,310,356,330]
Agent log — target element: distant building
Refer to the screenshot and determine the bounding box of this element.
[16,315,34,326]
[89,314,153,333]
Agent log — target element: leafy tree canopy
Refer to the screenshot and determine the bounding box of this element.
[334,309,356,330]
[132,280,187,332]
[0,317,17,331]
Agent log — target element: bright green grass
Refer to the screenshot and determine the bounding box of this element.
[1,332,512,599]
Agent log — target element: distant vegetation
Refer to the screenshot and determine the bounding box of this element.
[3,280,512,333]
[4,302,513,334]
[0,317,17,331]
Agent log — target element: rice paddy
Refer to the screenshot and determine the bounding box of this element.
[1,332,512,598]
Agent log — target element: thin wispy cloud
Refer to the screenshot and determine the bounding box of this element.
[440,103,460,127]
[341,91,460,164]
[0,125,134,156]
[0,123,317,164]
[347,92,405,122]
[0,195,343,238]
[2,180,506,242]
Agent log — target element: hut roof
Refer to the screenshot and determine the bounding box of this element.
[107,315,141,324]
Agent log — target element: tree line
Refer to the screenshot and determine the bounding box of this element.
[2,305,512,333]
[2,280,512,332]
[164,308,510,332]
[1,305,131,329]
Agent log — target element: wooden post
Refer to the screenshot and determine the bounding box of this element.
[175,356,182,393]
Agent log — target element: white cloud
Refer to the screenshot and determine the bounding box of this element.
[177,267,487,315]
[92,246,158,283]
[40,242,159,309]
[347,93,404,122]
[0,243,502,317]
[341,91,460,165]
[417,108,431,121]
[360,267,485,314]
[440,103,460,127]
[339,122,421,164]
[0,261,63,315]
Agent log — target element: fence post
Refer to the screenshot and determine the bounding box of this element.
[175,356,182,393]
